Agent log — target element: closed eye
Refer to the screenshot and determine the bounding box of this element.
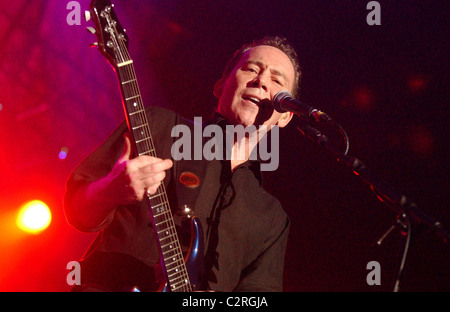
[241,62,260,74]
[273,79,283,86]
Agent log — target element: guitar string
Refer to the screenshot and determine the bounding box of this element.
[120,65,191,291]
[103,9,190,291]
[117,42,191,291]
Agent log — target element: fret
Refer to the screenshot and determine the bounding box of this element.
[117,63,136,82]
[169,277,191,292]
[151,201,170,217]
[158,232,178,244]
[167,264,188,273]
[161,251,181,262]
[125,94,140,101]
[158,230,177,242]
[129,109,145,116]
[171,274,190,284]
[151,201,167,209]
[157,228,176,237]
[164,256,185,269]
[132,124,147,131]
[136,140,154,153]
[147,192,164,200]
[155,218,171,227]
[166,266,186,279]
[155,217,174,228]
[130,121,146,131]
[126,102,142,112]
[170,275,190,287]
[135,137,151,144]
[161,242,177,253]
[163,254,184,267]
[167,266,186,277]
[161,249,180,262]
[128,113,147,130]
[167,271,183,279]
[174,285,190,292]
[171,285,190,292]
[162,247,179,257]
[152,210,170,220]
[170,278,190,290]
[153,210,172,222]
[165,262,185,276]
[123,91,141,102]
[136,141,153,153]
[151,200,168,209]
[167,266,187,280]
[161,240,178,249]
[138,148,155,155]
[139,148,155,155]
[155,221,174,233]
[166,268,189,288]
[173,285,191,292]
[121,79,137,85]
[139,149,155,156]
[133,129,148,138]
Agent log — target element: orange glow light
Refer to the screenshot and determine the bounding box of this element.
[16,200,52,234]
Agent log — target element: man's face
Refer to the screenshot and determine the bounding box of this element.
[215,45,295,128]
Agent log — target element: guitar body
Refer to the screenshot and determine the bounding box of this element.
[88,0,206,292]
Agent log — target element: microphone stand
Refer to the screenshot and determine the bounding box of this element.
[295,118,449,291]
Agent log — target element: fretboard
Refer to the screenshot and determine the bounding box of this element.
[116,61,192,292]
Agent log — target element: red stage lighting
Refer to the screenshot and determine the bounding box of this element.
[16,200,52,234]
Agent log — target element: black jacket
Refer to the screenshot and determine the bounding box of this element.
[64,106,289,292]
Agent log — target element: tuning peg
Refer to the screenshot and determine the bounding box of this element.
[84,10,91,22]
[89,42,99,48]
[86,27,96,34]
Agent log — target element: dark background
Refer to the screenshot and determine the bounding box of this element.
[0,0,448,291]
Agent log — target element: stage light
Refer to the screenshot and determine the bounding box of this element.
[59,151,67,160]
[340,86,375,112]
[16,200,52,234]
[59,146,69,160]
[408,75,427,93]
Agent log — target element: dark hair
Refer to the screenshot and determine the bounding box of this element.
[218,36,302,98]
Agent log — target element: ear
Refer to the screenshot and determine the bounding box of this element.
[277,112,294,128]
[213,78,224,99]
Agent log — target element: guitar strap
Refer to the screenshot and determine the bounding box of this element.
[174,112,229,215]
[175,158,207,214]
[173,118,208,216]
[171,117,208,253]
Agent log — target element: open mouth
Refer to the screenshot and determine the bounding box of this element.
[242,96,261,105]
[242,96,272,109]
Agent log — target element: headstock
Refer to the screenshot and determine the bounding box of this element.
[87,0,130,67]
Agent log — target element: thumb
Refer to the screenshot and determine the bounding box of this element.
[119,132,133,162]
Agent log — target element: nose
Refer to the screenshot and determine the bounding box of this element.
[248,71,269,92]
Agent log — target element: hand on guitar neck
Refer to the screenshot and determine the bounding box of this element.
[106,133,173,203]
[67,133,173,231]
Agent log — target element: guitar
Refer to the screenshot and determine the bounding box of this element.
[88,0,205,292]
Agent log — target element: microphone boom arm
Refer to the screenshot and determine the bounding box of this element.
[295,119,450,244]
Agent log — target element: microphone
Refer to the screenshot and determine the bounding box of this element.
[272,90,332,123]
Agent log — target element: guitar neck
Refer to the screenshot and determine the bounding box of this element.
[116,62,192,292]
[116,62,155,156]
